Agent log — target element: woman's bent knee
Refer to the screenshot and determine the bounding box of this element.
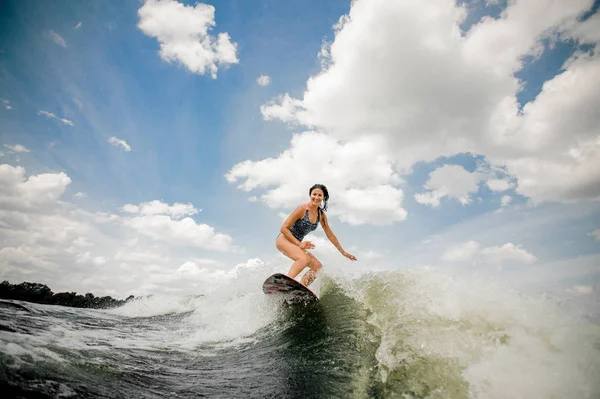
[309,259,322,272]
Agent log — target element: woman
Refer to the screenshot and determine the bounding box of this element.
[276,184,357,287]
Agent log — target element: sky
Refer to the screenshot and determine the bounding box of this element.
[0,0,599,308]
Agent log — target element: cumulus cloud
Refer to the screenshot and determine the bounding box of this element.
[253,0,600,205]
[415,162,517,207]
[0,164,237,297]
[442,240,536,265]
[133,257,269,296]
[226,131,406,226]
[501,195,512,207]
[122,200,199,218]
[38,110,74,126]
[415,165,482,207]
[176,261,224,276]
[0,164,71,212]
[480,243,537,264]
[589,229,600,241]
[261,93,304,123]
[74,22,82,30]
[107,136,132,152]
[137,0,238,78]
[121,200,232,251]
[486,178,514,192]
[256,75,271,86]
[4,144,30,153]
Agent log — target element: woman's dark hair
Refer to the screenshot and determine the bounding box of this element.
[309,184,329,212]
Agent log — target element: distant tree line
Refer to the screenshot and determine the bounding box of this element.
[0,281,135,309]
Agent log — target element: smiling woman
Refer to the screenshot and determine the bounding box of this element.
[275,184,357,287]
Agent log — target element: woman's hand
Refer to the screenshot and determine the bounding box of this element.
[299,241,315,250]
[341,250,357,261]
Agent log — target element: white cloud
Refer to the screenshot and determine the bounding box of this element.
[49,30,66,47]
[357,250,383,260]
[4,144,30,153]
[226,131,406,226]
[564,8,600,45]
[442,241,481,261]
[107,136,132,152]
[415,164,482,207]
[75,252,108,266]
[260,93,304,123]
[74,22,82,30]
[1,98,11,110]
[566,284,595,296]
[486,178,514,192]
[255,0,600,204]
[72,236,94,248]
[121,200,232,251]
[0,246,57,271]
[501,195,512,207]
[158,258,261,288]
[0,164,71,212]
[137,0,238,78]
[123,214,233,251]
[0,165,238,297]
[38,110,75,126]
[589,229,600,241]
[256,75,271,86]
[479,243,537,264]
[442,240,536,265]
[73,192,86,199]
[114,250,166,264]
[496,54,600,203]
[177,261,211,274]
[176,259,224,275]
[122,200,199,218]
[337,185,406,225]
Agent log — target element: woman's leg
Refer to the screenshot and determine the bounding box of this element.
[276,234,310,279]
[301,252,323,286]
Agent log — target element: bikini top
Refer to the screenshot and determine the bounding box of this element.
[289,204,321,242]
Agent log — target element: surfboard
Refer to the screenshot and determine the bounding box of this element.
[262,273,318,303]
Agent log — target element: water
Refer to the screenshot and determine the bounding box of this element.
[1,267,599,398]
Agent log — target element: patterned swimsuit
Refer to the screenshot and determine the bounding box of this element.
[289,205,321,242]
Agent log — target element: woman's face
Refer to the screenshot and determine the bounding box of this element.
[310,188,324,206]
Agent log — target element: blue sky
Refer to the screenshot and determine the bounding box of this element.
[0,0,599,307]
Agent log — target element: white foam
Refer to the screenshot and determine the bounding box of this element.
[173,259,285,349]
[97,258,287,351]
[107,294,200,317]
[347,267,600,398]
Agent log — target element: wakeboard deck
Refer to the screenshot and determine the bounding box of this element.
[262,273,318,303]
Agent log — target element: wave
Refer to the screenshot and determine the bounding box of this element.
[1,263,598,398]
[341,268,600,398]
[107,263,599,397]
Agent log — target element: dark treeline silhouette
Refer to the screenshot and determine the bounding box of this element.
[0,281,135,309]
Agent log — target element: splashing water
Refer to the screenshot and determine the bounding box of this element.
[1,263,598,398]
